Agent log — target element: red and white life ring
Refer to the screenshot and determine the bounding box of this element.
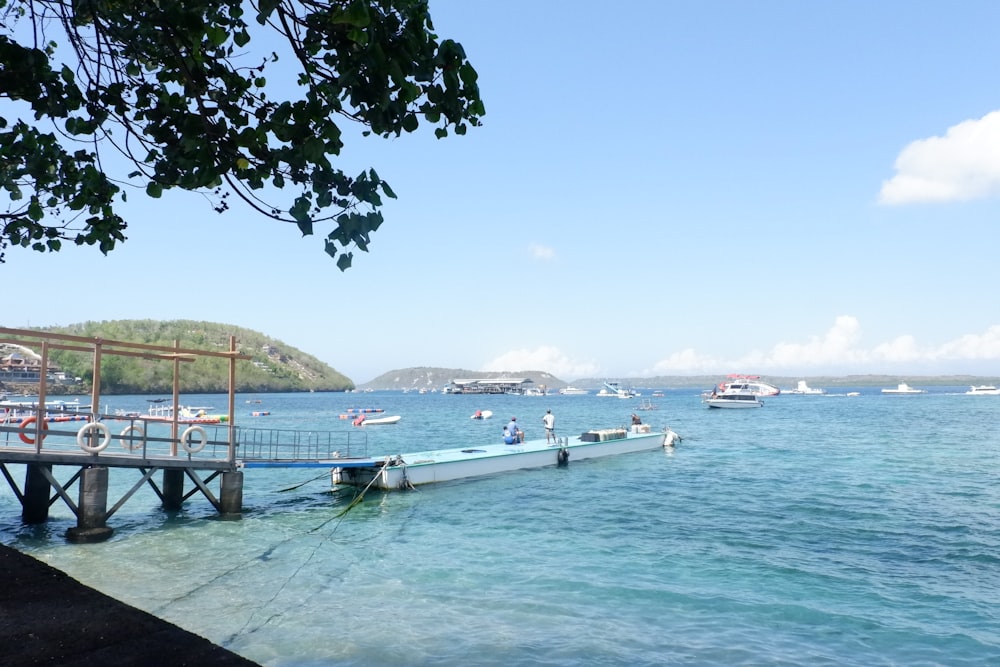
[18,416,48,445]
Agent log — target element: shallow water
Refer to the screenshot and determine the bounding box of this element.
[3,388,999,665]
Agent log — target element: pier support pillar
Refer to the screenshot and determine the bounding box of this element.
[22,464,52,524]
[219,471,243,517]
[162,469,185,510]
[66,466,113,543]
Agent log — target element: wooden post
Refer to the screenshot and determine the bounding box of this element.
[162,469,185,510]
[22,464,51,524]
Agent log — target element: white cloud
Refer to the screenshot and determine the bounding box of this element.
[481,345,597,378]
[879,110,1000,204]
[528,243,555,260]
[648,317,1000,376]
[648,348,725,375]
[930,325,1000,360]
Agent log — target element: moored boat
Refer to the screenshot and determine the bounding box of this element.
[786,380,824,395]
[966,385,1000,395]
[881,383,926,394]
[596,381,637,398]
[702,383,764,408]
[559,386,589,395]
[354,414,401,426]
[331,426,679,490]
[717,375,780,396]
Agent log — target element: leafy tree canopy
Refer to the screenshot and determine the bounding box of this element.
[0,0,484,267]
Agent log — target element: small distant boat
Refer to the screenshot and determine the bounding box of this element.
[636,399,656,411]
[354,414,401,426]
[786,380,824,395]
[559,386,589,395]
[471,410,494,420]
[702,383,764,409]
[966,385,1000,395]
[846,392,861,397]
[881,383,926,394]
[651,391,665,398]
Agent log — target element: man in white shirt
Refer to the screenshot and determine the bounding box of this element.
[542,409,555,444]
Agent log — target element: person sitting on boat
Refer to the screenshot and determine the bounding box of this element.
[503,426,517,445]
[631,413,642,426]
[507,417,522,443]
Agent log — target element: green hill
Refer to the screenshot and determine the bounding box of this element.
[17,320,353,394]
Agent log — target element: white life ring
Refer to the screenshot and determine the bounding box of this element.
[77,422,111,453]
[119,425,145,451]
[180,425,207,453]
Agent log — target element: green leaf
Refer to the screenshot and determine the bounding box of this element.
[146,182,163,198]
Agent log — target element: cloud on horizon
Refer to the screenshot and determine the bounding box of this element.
[879,110,1000,204]
[484,318,1000,379]
[481,345,598,378]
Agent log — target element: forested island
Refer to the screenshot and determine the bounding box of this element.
[4,320,352,395]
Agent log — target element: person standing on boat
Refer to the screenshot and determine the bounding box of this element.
[507,417,522,443]
[542,409,556,444]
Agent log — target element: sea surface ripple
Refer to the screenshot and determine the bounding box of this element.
[2,387,999,665]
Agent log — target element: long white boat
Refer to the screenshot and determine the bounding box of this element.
[966,385,1000,395]
[881,383,926,394]
[559,386,589,395]
[785,380,825,395]
[330,426,678,490]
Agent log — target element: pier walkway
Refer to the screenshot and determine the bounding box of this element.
[0,327,370,543]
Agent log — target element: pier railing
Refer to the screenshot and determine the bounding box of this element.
[236,426,368,462]
[1,412,367,466]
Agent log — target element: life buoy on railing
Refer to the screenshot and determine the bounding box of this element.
[119,425,145,451]
[77,422,111,453]
[180,425,207,453]
[18,416,49,445]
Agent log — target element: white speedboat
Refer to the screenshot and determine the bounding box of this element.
[559,386,589,395]
[881,383,926,394]
[702,383,764,408]
[717,375,780,396]
[470,410,494,420]
[786,380,824,395]
[331,426,680,490]
[966,385,1000,395]
[354,415,401,425]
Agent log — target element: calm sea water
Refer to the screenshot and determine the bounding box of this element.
[3,387,1000,666]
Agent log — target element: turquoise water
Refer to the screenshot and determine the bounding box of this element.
[3,388,1000,666]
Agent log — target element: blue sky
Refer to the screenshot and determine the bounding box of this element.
[7,1,1000,383]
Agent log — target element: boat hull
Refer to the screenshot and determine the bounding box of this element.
[332,430,671,490]
[704,397,763,408]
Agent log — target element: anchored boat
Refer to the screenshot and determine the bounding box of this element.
[331,425,680,490]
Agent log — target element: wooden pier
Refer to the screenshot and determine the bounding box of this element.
[0,328,365,543]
